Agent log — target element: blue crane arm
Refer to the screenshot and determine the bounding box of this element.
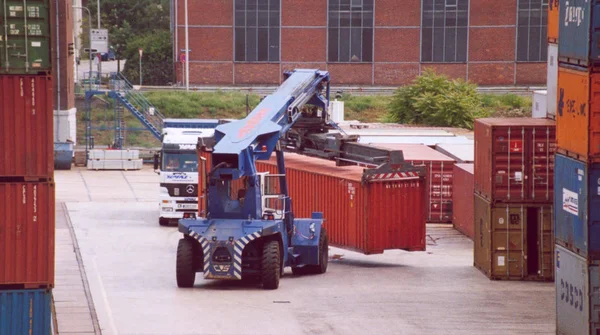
[209,69,331,179]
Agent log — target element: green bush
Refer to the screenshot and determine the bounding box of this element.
[386,70,488,129]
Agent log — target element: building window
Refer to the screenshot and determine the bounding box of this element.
[421,0,468,63]
[517,0,548,62]
[328,0,374,63]
[234,0,280,62]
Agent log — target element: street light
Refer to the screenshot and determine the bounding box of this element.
[73,5,93,91]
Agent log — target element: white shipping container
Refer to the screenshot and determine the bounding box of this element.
[532,90,548,118]
[87,159,143,170]
[434,143,474,163]
[555,244,600,335]
[547,43,558,119]
[88,149,140,160]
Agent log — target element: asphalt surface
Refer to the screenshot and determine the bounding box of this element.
[55,166,555,335]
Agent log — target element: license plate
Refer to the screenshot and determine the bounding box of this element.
[177,204,197,210]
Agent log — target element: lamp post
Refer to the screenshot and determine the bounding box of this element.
[97,0,101,29]
[72,5,93,91]
[184,0,189,91]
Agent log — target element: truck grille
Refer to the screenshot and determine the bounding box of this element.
[161,183,198,197]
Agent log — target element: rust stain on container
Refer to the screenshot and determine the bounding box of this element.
[473,193,553,281]
[556,67,600,162]
[0,182,55,287]
[0,75,53,179]
[452,163,474,239]
[547,0,559,43]
[372,144,454,223]
[474,118,555,203]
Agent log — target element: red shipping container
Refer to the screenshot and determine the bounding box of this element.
[198,151,426,254]
[371,144,455,223]
[452,163,474,239]
[0,182,55,288]
[474,118,555,203]
[0,75,54,179]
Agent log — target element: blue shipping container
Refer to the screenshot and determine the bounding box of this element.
[558,0,600,67]
[554,154,600,259]
[0,289,51,335]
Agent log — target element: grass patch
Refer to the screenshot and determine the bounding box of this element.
[144,91,261,119]
[481,93,532,118]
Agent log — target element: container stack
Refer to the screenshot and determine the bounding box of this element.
[0,2,54,334]
[473,118,556,281]
[554,0,600,333]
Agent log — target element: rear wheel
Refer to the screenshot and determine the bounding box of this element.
[176,238,196,288]
[261,240,281,290]
[293,228,329,275]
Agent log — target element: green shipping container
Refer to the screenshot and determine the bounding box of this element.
[0,0,51,74]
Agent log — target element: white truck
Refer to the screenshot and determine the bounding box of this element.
[154,119,218,226]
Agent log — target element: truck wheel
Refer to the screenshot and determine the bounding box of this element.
[300,228,329,275]
[261,240,280,290]
[176,238,196,288]
[159,217,170,226]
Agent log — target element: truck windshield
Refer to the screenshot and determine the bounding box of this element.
[162,153,198,172]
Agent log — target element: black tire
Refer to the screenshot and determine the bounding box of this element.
[261,240,281,290]
[176,238,196,288]
[296,228,329,275]
[159,217,170,226]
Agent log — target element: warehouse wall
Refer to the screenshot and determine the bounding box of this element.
[172,0,547,86]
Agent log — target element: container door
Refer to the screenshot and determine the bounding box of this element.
[491,205,526,278]
[492,126,526,202]
[535,206,554,279]
[529,126,555,202]
[0,2,51,74]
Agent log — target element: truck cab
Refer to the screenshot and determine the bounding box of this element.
[156,124,217,226]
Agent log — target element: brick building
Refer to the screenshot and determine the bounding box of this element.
[170,0,548,86]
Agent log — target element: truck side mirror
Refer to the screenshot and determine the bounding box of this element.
[153,153,160,173]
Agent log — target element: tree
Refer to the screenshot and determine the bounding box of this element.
[122,30,173,86]
[387,70,488,130]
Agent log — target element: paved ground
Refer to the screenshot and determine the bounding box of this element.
[53,166,555,335]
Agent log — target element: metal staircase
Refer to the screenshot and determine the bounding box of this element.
[108,72,165,139]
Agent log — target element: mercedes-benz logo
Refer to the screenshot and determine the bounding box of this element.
[186,185,195,194]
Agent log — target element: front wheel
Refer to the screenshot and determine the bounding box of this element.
[176,238,196,288]
[261,240,281,290]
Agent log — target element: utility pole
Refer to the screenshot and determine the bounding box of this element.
[97,0,100,29]
[139,48,143,86]
[185,0,189,91]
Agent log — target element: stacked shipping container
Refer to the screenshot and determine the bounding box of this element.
[452,164,474,239]
[473,118,556,281]
[554,0,600,332]
[0,1,54,333]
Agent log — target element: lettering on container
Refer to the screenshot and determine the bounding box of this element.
[9,24,19,35]
[31,78,35,114]
[509,140,523,153]
[562,188,579,216]
[27,24,42,36]
[563,1,586,27]
[27,6,40,18]
[559,278,584,312]
[558,88,587,117]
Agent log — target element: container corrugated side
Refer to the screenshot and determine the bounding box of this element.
[548,0,559,43]
[372,144,454,223]
[547,43,558,119]
[473,193,554,281]
[556,67,600,162]
[0,1,52,74]
[555,244,600,335]
[452,164,474,239]
[474,118,555,203]
[558,0,600,68]
[0,75,53,179]
[0,289,51,335]
[0,182,55,287]
[554,153,600,259]
[254,153,427,254]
